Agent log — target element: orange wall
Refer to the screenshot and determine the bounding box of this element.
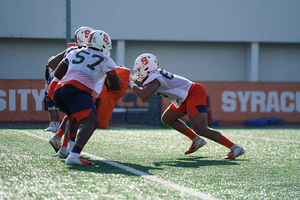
[0,80,49,121]
[163,82,300,123]
[1,80,299,122]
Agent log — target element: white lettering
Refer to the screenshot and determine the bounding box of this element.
[266,91,280,112]
[17,89,30,111]
[221,91,236,112]
[237,91,250,112]
[281,91,294,113]
[0,90,6,111]
[9,89,16,111]
[31,89,45,111]
[251,91,266,112]
[296,92,300,112]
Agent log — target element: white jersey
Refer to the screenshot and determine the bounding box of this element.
[63,46,80,58]
[59,47,117,97]
[144,68,193,108]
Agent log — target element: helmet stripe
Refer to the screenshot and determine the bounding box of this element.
[88,32,95,43]
[74,29,81,43]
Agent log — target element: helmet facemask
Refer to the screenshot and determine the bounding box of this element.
[133,53,159,82]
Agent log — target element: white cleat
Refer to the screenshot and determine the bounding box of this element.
[65,155,95,165]
[44,126,57,132]
[222,144,245,160]
[185,137,207,155]
[57,147,68,158]
[49,135,61,153]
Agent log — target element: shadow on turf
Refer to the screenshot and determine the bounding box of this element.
[64,156,244,176]
[64,157,163,176]
[153,156,242,168]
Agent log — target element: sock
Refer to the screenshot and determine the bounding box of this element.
[62,137,68,147]
[72,144,83,154]
[183,128,198,140]
[219,136,235,149]
[69,133,76,142]
[69,152,80,158]
[50,121,55,127]
[55,121,60,127]
[56,129,65,138]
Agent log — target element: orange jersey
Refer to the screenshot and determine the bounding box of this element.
[95,67,130,129]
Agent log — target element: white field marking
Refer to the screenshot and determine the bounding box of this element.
[16,130,218,200]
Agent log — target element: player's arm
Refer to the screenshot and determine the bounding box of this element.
[54,59,68,80]
[105,70,120,91]
[131,79,160,100]
[47,51,65,70]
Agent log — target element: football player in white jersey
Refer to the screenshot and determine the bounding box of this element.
[129,53,245,160]
[48,26,94,157]
[54,30,120,165]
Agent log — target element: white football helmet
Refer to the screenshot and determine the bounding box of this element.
[74,26,94,47]
[48,56,55,63]
[133,53,159,81]
[86,30,112,56]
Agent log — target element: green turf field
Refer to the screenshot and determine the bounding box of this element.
[0,127,299,199]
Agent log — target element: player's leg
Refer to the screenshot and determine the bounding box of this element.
[66,118,79,153]
[66,111,98,165]
[189,112,245,159]
[56,116,70,158]
[44,107,57,132]
[161,106,188,133]
[161,106,206,154]
[49,88,71,153]
[61,85,98,165]
[54,108,61,130]
[187,83,245,159]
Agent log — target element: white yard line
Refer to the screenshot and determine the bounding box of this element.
[16,130,218,200]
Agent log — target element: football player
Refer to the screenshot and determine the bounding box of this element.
[54,30,120,165]
[48,26,94,156]
[44,56,61,132]
[129,53,245,159]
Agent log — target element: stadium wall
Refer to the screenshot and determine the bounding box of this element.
[1,0,299,124]
[0,80,299,123]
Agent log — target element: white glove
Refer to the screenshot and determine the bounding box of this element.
[131,73,140,82]
[129,74,137,88]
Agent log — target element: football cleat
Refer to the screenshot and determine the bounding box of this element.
[44,125,57,132]
[67,141,75,154]
[185,137,207,155]
[57,147,68,158]
[49,135,61,153]
[65,155,95,165]
[222,144,245,160]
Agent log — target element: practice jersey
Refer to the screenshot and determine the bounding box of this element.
[144,68,193,108]
[47,44,80,100]
[64,45,79,58]
[58,47,118,97]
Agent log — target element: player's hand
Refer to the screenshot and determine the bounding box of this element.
[129,75,137,88]
[131,73,139,82]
